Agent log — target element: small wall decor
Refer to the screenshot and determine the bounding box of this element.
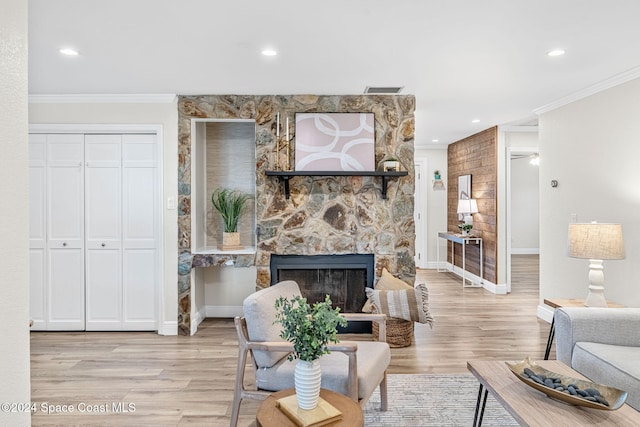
[295,112,375,171]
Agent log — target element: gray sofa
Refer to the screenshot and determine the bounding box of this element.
[554,307,640,411]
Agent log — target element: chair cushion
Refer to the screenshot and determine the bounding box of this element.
[572,341,640,411]
[362,268,414,313]
[255,341,391,400]
[365,283,434,325]
[243,280,301,368]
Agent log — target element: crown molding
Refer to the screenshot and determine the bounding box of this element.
[534,66,640,115]
[28,93,176,104]
[498,125,538,133]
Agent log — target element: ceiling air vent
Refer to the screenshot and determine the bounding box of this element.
[364,86,403,94]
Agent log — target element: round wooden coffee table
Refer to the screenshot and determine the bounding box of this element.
[256,388,364,427]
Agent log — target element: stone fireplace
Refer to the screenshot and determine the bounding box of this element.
[177,95,416,335]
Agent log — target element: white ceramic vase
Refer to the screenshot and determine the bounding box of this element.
[294,359,322,410]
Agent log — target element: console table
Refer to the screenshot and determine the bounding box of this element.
[437,232,483,287]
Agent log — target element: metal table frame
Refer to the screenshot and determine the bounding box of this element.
[437,231,483,287]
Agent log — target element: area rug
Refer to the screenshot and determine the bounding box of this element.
[364,374,519,426]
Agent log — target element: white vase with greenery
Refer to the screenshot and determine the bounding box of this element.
[274,295,347,410]
[210,188,252,250]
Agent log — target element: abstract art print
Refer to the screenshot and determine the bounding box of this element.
[295,113,375,171]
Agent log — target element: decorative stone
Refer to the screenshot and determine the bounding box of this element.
[322,204,347,231]
[284,211,307,230]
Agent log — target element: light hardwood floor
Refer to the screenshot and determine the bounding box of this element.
[30,255,547,426]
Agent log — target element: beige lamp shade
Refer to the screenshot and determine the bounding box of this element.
[457,198,478,214]
[568,223,625,260]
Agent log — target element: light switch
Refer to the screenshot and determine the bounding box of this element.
[167,197,176,210]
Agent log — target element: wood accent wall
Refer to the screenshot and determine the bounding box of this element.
[447,127,498,284]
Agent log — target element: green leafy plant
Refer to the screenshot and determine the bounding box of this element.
[210,188,253,232]
[458,223,473,233]
[274,295,347,362]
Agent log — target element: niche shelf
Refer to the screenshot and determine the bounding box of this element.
[265,170,408,200]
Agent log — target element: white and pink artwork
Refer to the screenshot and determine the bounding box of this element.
[295,113,375,171]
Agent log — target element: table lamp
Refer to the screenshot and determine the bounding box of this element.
[567,222,625,307]
[457,198,478,225]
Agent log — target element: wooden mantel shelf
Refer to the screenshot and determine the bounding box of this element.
[265,170,408,199]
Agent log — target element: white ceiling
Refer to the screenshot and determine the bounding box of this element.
[28,0,640,147]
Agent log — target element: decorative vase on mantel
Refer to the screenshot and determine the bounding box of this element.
[294,359,322,410]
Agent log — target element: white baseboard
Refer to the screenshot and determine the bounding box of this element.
[424,261,447,269]
[511,248,540,255]
[483,281,508,295]
[159,321,178,336]
[190,307,207,335]
[433,263,507,295]
[205,305,243,318]
[537,304,554,324]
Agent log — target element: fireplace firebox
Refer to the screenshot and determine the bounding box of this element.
[270,254,374,333]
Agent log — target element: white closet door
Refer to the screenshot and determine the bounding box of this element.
[85,135,123,330]
[46,134,85,330]
[122,134,158,329]
[29,135,47,330]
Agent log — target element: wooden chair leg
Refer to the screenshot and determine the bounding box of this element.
[230,351,245,427]
[380,372,388,411]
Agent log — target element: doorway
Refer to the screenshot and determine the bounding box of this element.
[506,147,539,293]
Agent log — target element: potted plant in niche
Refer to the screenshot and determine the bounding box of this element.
[274,295,347,410]
[210,188,253,250]
[434,170,441,180]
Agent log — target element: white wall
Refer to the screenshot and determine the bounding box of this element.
[29,101,179,334]
[538,77,640,309]
[0,0,31,425]
[415,147,448,267]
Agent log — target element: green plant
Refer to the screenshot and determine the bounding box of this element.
[434,170,440,175]
[274,295,347,362]
[210,188,253,232]
[458,223,473,232]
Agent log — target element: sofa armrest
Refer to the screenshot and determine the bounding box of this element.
[554,307,640,366]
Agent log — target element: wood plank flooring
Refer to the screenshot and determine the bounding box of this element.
[30,255,547,426]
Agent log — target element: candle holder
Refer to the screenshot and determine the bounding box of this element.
[273,113,292,171]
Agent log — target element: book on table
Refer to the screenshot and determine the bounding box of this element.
[276,394,343,427]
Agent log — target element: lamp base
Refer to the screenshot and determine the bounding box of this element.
[584,259,607,307]
[584,287,607,307]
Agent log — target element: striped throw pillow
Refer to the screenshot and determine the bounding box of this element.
[365,283,434,326]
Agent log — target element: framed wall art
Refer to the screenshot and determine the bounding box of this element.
[295,112,375,171]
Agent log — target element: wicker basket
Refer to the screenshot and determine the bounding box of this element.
[372,314,414,348]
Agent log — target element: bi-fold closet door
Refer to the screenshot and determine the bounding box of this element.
[29,133,159,331]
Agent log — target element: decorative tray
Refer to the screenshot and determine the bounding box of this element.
[506,358,628,410]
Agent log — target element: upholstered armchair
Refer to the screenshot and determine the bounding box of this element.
[230,280,390,426]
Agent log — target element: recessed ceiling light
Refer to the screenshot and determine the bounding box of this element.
[431,139,439,143]
[547,49,566,57]
[261,49,277,56]
[471,119,480,123]
[59,48,79,56]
